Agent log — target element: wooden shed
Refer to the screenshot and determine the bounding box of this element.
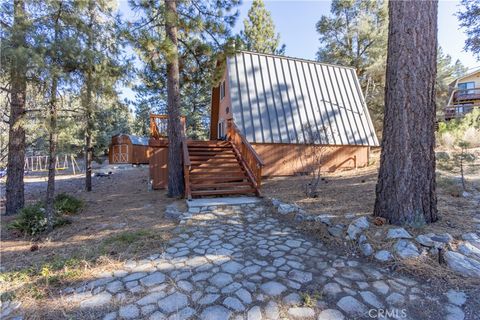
[210,51,379,176]
[109,134,150,165]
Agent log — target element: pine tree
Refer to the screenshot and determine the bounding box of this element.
[240,0,285,55]
[128,0,240,197]
[374,0,438,225]
[2,0,29,215]
[76,0,126,191]
[436,47,467,112]
[316,0,388,131]
[458,0,480,60]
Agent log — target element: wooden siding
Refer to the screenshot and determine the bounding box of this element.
[210,68,233,140]
[109,135,150,164]
[252,143,369,176]
[149,139,169,189]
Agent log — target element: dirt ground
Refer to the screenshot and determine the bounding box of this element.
[0,166,180,300]
[263,148,480,234]
[262,148,480,288]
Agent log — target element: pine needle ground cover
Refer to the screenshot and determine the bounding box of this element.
[0,166,179,318]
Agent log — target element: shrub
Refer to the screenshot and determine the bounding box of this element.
[8,204,48,236]
[8,203,70,236]
[438,109,480,147]
[54,193,83,214]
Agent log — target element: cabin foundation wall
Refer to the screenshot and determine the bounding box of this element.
[251,143,369,176]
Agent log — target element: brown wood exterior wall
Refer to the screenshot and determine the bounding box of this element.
[149,139,169,189]
[252,143,369,176]
[210,68,232,140]
[109,135,150,164]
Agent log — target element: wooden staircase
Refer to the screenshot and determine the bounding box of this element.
[186,140,258,198]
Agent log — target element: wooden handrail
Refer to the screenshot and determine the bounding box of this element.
[226,119,264,191]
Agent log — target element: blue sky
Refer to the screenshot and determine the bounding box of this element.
[118,0,479,104]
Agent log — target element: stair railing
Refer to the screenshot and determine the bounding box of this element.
[226,119,265,191]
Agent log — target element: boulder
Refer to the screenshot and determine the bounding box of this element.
[271,198,282,207]
[462,233,480,242]
[360,243,373,257]
[394,240,420,259]
[278,203,297,215]
[387,228,412,239]
[374,250,393,262]
[328,225,344,238]
[358,234,367,244]
[444,251,480,278]
[315,214,333,226]
[294,213,305,222]
[458,242,480,260]
[431,233,453,244]
[347,217,369,240]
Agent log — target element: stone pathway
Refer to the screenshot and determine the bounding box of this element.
[60,204,475,320]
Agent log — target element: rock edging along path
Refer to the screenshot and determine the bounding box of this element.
[47,203,475,319]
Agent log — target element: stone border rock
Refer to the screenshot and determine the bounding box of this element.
[267,197,480,279]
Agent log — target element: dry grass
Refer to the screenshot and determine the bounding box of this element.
[0,166,178,318]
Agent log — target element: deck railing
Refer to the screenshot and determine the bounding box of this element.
[452,87,480,103]
[150,114,186,139]
[226,119,265,190]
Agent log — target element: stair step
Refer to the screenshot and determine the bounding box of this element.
[191,182,252,190]
[190,172,247,183]
[191,188,257,197]
[190,159,239,164]
[188,143,230,147]
[190,165,241,170]
[188,146,232,150]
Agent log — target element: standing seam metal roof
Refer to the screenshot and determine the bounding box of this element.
[227,51,379,146]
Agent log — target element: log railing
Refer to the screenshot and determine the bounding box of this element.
[226,119,265,191]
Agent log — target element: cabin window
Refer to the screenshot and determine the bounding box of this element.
[458,81,475,95]
[220,81,226,101]
[218,121,225,139]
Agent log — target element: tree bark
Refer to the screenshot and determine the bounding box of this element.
[165,0,184,197]
[84,1,94,192]
[374,0,438,225]
[6,0,27,215]
[45,75,58,230]
[45,6,62,230]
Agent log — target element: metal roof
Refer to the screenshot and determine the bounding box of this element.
[116,134,149,146]
[226,51,379,146]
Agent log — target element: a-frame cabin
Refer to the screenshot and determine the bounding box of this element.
[149,51,379,199]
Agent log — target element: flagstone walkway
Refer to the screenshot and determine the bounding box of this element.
[64,204,474,320]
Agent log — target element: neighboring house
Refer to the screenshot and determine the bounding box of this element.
[445,69,480,120]
[148,51,379,198]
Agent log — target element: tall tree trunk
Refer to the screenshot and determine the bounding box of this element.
[45,75,58,230]
[45,6,62,230]
[165,0,184,197]
[374,0,438,225]
[85,69,93,192]
[6,0,27,215]
[84,1,94,192]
